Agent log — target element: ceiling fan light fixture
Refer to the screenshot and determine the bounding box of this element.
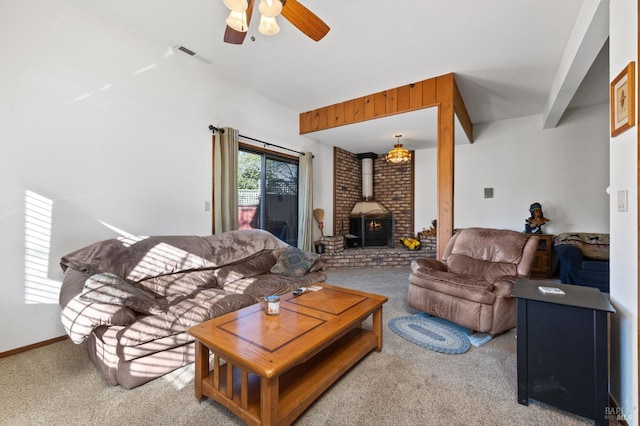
[258,15,280,36]
[386,134,411,164]
[223,0,248,12]
[226,10,248,32]
[258,0,283,17]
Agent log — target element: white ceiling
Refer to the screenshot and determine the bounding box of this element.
[64,0,609,154]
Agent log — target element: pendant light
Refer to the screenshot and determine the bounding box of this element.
[258,0,282,17]
[223,0,248,12]
[226,10,248,32]
[223,0,249,32]
[385,134,411,163]
[258,15,280,35]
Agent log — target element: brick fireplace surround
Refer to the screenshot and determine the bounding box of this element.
[319,235,436,269]
[318,147,436,268]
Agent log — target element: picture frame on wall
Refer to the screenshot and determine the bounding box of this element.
[611,61,635,137]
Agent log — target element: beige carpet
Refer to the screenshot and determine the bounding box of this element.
[0,267,594,425]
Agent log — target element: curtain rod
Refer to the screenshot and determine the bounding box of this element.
[208,125,307,156]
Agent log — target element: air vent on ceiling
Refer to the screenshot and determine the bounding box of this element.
[177,45,196,56]
[174,45,213,64]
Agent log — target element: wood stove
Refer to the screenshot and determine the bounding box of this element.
[349,213,395,248]
[347,152,395,248]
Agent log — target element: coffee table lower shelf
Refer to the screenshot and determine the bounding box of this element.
[198,328,377,425]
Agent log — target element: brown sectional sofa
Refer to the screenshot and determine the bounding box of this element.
[58,229,326,389]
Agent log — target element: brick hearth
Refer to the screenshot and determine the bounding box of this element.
[318,235,436,269]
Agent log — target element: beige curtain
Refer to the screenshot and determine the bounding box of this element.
[213,127,238,234]
[297,152,314,251]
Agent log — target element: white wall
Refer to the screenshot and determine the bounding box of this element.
[415,103,610,234]
[0,0,332,352]
[609,0,639,423]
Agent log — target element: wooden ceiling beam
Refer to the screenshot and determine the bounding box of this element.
[300,73,473,257]
[299,73,473,143]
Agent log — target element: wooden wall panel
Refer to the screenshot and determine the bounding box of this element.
[326,104,336,129]
[422,78,437,106]
[364,95,375,120]
[318,107,329,130]
[299,73,471,135]
[374,91,386,117]
[397,85,411,112]
[435,73,454,258]
[409,82,423,109]
[334,102,345,126]
[310,109,320,131]
[353,97,365,122]
[386,88,398,114]
[453,81,473,142]
[300,112,311,134]
[344,99,355,124]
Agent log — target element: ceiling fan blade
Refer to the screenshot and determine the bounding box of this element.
[281,0,330,42]
[223,0,255,45]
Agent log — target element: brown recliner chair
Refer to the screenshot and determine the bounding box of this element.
[408,227,539,335]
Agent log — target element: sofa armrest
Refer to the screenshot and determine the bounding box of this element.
[517,235,539,277]
[492,275,516,297]
[410,258,447,274]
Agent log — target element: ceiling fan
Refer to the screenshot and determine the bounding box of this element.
[222,0,330,45]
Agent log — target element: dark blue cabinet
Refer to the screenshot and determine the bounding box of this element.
[513,279,615,425]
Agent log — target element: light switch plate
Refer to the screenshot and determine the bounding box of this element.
[617,190,628,212]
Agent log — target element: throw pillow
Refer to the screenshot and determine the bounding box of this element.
[270,246,320,277]
[309,259,325,272]
[80,273,165,315]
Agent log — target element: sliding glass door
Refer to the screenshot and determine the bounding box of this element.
[237,148,298,246]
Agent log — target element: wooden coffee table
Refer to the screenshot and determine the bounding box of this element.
[188,283,388,426]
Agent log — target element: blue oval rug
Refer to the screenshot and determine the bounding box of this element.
[388,313,471,354]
